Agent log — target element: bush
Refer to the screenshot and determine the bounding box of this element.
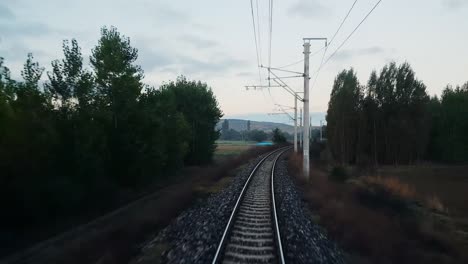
[353,176,416,213]
[272,128,287,144]
[329,165,349,182]
[287,153,463,264]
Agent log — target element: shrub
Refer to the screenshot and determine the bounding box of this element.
[353,176,416,213]
[329,165,349,182]
[425,195,447,214]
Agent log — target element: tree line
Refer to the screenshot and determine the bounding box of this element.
[219,120,291,142]
[326,62,468,165]
[0,26,222,229]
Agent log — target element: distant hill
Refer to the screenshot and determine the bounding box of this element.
[224,112,326,126]
[216,119,319,135]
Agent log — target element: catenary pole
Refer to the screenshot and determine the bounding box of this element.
[303,41,311,178]
[294,94,298,152]
[302,38,327,180]
[320,120,323,141]
[299,107,303,149]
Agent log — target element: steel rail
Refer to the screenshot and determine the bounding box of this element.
[271,147,289,264]
[211,146,291,264]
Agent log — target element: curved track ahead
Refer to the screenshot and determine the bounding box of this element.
[212,147,290,264]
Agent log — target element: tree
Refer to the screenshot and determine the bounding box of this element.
[160,76,222,165]
[272,128,287,143]
[326,62,432,166]
[46,39,93,109]
[326,68,362,164]
[90,26,144,185]
[21,53,44,90]
[0,26,227,234]
[221,119,229,134]
[247,120,251,131]
[428,84,468,162]
[373,62,429,164]
[248,129,268,142]
[220,129,242,141]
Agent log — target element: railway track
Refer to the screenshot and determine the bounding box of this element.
[212,147,291,264]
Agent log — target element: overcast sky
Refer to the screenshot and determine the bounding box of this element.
[1,0,467,123]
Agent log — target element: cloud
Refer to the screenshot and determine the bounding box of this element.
[0,3,14,19]
[181,35,218,49]
[288,0,331,19]
[0,22,54,38]
[236,72,255,77]
[137,48,175,72]
[160,56,248,76]
[135,39,247,76]
[152,4,190,24]
[442,0,468,9]
[333,46,385,61]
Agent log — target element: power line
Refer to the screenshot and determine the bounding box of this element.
[328,0,358,47]
[278,1,357,73]
[276,46,326,69]
[315,0,359,74]
[268,0,273,69]
[277,58,304,69]
[311,0,382,90]
[256,0,263,66]
[323,0,383,67]
[249,0,263,84]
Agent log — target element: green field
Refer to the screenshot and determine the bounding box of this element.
[214,140,256,161]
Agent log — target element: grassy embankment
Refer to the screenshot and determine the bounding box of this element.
[288,153,468,264]
[213,140,256,162]
[3,142,271,264]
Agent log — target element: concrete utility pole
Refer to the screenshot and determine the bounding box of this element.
[299,107,303,149]
[320,120,323,141]
[302,38,327,180]
[294,94,298,153]
[302,41,311,178]
[310,117,312,141]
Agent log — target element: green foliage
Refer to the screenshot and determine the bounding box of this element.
[221,119,229,133]
[272,128,287,144]
[0,27,222,232]
[427,84,468,162]
[247,129,268,142]
[327,68,362,164]
[329,165,349,182]
[220,128,243,141]
[160,76,223,165]
[327,63,434,165]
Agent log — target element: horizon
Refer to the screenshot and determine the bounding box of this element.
[1,0,467,116]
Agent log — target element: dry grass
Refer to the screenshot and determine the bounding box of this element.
[377,165,468,218]
[5,146,279,264]
[426,195,448,213]
[214,142,254,162]
[287,153,465,264]
[359,176,416,200]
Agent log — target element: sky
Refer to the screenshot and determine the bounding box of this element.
[1,0,467,125]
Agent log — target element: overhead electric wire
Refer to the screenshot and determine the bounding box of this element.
[276,46,326,69]
[254,0,269,102]
[250,0,263,85]
[278,1,358,73]
[256,0,263,66]
[311,0,382,90]
[316,0,359,73]
[322,0,383,68]
[265,0,275,102]
[268,0,273,69]
[328,0,358,47]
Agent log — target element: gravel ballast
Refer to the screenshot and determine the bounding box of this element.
[274,152,346,263]
[132,153,271,264]
[132,150,346,263]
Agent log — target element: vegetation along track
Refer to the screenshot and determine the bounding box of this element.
[212,147,291,264]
